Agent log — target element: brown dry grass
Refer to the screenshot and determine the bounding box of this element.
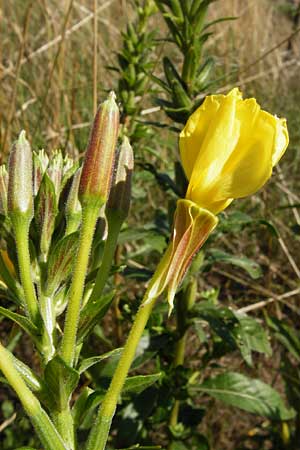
[1,0,299,155]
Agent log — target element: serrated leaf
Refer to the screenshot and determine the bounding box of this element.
[44,355,79,410]
[195,372,295,420]
[123,373,162,395]
[78,348,123,374]
[45,232,79,295]
[208,249,262,279]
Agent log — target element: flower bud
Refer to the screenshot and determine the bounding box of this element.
[106,136,134,221]
[33,150,49,196]
[79,92,120,209]
[8,130,33,222]
[47,150,63,200]
[0,165,8,215]
[145,199,218,314]
[35,173,58,259]
[65,168,82,235]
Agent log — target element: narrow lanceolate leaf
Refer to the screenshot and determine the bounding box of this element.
[8,131,33,222]
[45,232,79,295]
[0,306,38,340]
[35,173,58,258]
[194,372,295,420]
[208,249,262,279]
[44,355,80,410]
[79,92,120,209]
[78,348,123,374]
[77,291,115,342]
[122,373,162,395]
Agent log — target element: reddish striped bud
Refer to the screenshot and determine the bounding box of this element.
[79,92,120,209]
[107,136,134,221]
[8,131,33,222]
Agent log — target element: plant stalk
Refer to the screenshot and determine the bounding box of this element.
[86,294,157,450]
[13,218,39,324]
[0,342,66,450]
[168,279,197,434]
[61,204,99,367]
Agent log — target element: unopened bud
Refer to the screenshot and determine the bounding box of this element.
[0,165,8,215]
[33,150,49,196]
[35,173,58,258]
[8,131,33,221]
[79,92,120,209]
[47,150,63,200]
[107,136,134,221]
[65,168,82,235]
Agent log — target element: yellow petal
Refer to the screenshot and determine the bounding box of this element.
[179,95,220,179]
[187,88,241,196]
[272,117,289,166]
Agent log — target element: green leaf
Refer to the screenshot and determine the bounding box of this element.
[266,315,300,360]
[208,249,262,279]
[193,303,271,365]
[77,291,115,342]
[0,306,39,339]
[44,355,79,410]
[78,348,123,374]
[45,231,79,295]
[194,372,295,420]
[123,373,162,395]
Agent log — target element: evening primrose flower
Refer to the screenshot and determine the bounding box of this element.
[179,88,289,214]
[146,89,288,313]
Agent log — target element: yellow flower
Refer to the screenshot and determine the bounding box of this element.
[179,88,289,214]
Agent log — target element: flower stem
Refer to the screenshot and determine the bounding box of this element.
[0,342,66,450]
[86,294,157,450]
[61,204,99,367]
[13,217,39,324]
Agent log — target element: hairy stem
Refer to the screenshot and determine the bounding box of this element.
[13,218,39,324]
[86,294,157,450]
[61,205,99,367]
[0,342,66,450]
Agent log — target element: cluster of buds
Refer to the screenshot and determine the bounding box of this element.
[0,92,134,337]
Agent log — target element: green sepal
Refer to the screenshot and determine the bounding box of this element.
[44,355,80,410]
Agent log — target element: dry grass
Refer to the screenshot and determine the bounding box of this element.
[1,0,299,155]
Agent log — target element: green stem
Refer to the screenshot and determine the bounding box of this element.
[61,205,99,367]
[0,342,66,450]
[52,408,76,450]
[13,217,39,324]
[168,279,197,435]
[89,213,122,304]
[86,294,158,450]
